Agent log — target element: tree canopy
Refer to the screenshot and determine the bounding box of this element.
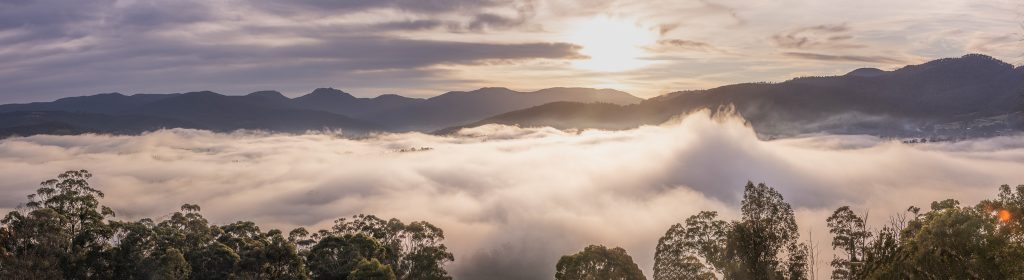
[555,244,646,280]
[0,170,454,280]
[654,182,809,280]
[3,170,1022,280]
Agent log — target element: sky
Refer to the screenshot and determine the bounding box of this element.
[0,0,1021,103]
[1,111,1023,278]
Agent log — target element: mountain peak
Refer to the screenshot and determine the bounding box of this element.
[845,67,887,77]
[246,90,288,100]
[897,53,1013,74]
[471,87,516,94]
[307,88,356,99]
[181,91,221,97]
[374,94,419,101]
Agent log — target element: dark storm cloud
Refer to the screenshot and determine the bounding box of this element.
[782,52,904,63]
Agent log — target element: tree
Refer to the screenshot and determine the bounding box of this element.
[0,207,69,279]
[218,222,308,279]
[332,215,454,280]
[555,245,646,280]
[655,182,807,280]
[149,248,190,280]
[654,211,727,280]
[108,219,159,279]
[1,170,454,280]
[857,186,1024,279]
[307,234,386,280]
[825,206,871,279]
[0,170,115,279]
[729,182,802,279]
[189,242,241,280]
[349,258,397,280]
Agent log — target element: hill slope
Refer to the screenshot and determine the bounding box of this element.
[0,87,642,136]
[455,54,1024,138]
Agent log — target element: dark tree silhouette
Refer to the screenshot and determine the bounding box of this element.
[826,206,871,279]
[654,182,808,280]
[555,245,646,280]
[0,170,455,280]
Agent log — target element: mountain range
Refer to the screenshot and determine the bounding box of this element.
[0,54,1021,139]
[445,54,1024,139]
[0,87,640,137]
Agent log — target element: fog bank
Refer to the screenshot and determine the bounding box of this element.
[1,111,1021,279]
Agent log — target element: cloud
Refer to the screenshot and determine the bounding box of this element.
[782,52,905,63]
[770,23,863,49]
[0,31,582,102]
[0,0,1021,105]
[656,39,728,54]
[1,111,1022,279]
[0,0,570,102]
[695,0,745,26]
[253,0,519,15]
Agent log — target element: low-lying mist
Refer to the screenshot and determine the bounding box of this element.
[1,111,1022,279]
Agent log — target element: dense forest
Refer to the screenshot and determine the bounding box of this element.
[2,171,1021,279]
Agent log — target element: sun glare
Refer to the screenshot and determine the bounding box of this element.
[565,17,657,72]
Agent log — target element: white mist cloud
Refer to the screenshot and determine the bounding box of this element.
[0,111,1022,279]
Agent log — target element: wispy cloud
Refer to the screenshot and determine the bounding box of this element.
[783,52,906,63]
[770,23,864,49]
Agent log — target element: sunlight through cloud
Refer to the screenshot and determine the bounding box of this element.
[565,17,658,72]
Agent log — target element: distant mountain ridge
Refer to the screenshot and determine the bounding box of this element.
[0,87,642,137]
[452,54,1024,138]
[1,54,1020,139]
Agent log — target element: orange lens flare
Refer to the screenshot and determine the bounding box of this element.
[998,209,1011,223]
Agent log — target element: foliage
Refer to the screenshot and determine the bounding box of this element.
[349,258,397,280]
[555,244,647,280]
[853,185,1024,279]
[4,171,1022,280]
[331,215,455,280]
[653,211,726,280]
[825,206,871,279]
[654,182,808,280]
[0,170,454,280]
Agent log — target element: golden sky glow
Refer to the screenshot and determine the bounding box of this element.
[566,17,658,72]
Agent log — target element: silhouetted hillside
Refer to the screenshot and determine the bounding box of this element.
[291,88,425,117]
[0,111,199,137]
[457,54,1024,138]
[362,87,642,131]
[0,87,641,137]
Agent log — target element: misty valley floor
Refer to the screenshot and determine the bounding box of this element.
[1,112,1022,279]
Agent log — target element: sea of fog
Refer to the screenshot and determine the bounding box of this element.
[1,111,1023,279]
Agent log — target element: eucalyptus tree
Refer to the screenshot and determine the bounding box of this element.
[654,182,808,280]
[555,245,646,280]
[332,214,454,280]
[0,170,115,279]
[825,206,871,279]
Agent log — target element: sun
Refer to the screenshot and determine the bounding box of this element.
[565,17,658,72]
